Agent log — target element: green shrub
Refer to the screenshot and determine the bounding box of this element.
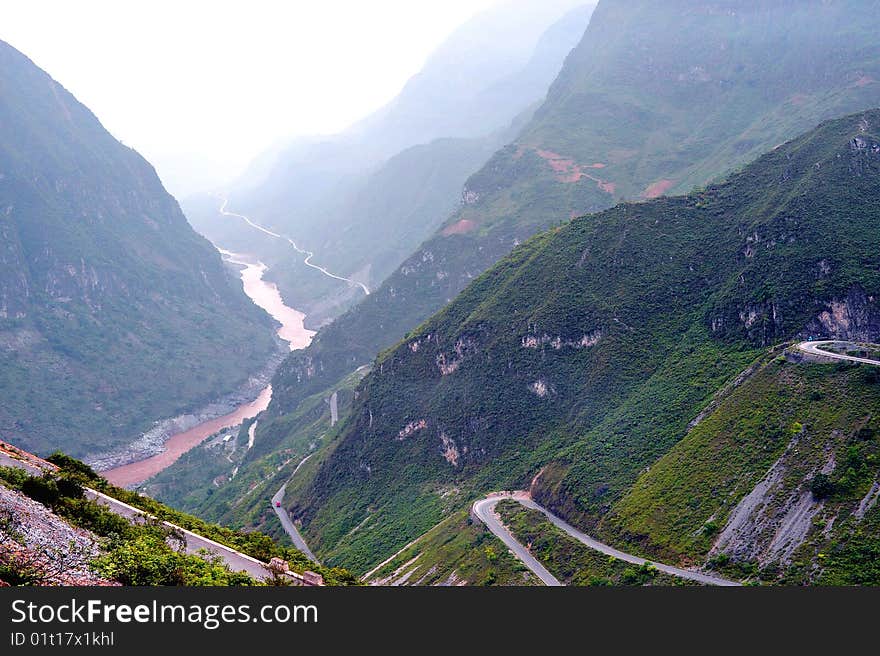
[810,474,835,500]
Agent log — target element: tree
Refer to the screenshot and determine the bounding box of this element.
[810,474,835,500]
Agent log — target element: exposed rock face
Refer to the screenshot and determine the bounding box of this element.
[804,287,880,342]
[289,109,880,569]
[439,432,460,467]
[710,431,837,567]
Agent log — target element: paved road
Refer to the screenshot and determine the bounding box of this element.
[474,493,740,587]
[0,451,44,476]
[1,448,273,581]
[797,340,880,366]
[271,454,319,563]
[86,489,273,580]
[218,197,370,296]
[472,494,561,586]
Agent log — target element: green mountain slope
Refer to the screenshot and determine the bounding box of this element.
[140,367,369,545]
[604,357,880,584]
[0,40,276,457]
[287,110,880,572]
[268,0,880,438]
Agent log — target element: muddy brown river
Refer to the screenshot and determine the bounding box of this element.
[103,250,315,487]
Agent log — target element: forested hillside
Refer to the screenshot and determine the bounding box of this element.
[0,40,276,457]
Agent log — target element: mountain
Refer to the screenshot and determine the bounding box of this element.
[0,40,277,458]
[342,0,593,156]
[266,0,880,461]
[186,1,596,320]
[604,349,880,585]
[283,109,880,576]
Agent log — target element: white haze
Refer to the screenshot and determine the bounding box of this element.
[0,0,505,197]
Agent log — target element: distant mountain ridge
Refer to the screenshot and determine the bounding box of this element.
[267,0,880,445]
[147,1,880,582]
[186,1,596,321]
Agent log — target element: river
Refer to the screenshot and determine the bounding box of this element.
[103,250,315,487]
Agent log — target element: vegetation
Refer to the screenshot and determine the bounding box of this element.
[259,0,880,475]
[0,453,359,586]
[0,466,256,586]
[0,40,277,458]
[140,368,368,550]
[819,508,880,585]
[606,358,880,581]
[93,532,256,587]
[495,500,696,586]
[364,510,536,586]
[285,110,880,576]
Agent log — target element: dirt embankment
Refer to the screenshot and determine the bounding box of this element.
[641,179,675,199]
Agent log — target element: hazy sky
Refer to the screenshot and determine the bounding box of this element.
[0,0,499,196]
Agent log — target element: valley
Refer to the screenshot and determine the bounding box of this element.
[216,198,371,298]
[4,0,880,591]
[102,197,359,487]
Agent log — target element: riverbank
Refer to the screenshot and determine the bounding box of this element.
[86,341,287,474]
[94,249,316,485]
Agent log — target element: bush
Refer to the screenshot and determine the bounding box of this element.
[622,562,658,585]
[810,473,835,500]
[20,475,62,508]
[93,532,256,586]
[707,553,730,569]
[47,452,101,484]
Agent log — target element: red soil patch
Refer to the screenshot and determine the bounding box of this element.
[559,170,586,183]
[789,93,810,106]
[536,149,577,174]
[855,75,876,88]
[533,147,614,195]
[442,219,477,236]
[534,148,566,161]
[598,180,616,195]
[0,441,57,473]
[641,179,675,199]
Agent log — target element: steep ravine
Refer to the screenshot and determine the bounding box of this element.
[100,250,316,486]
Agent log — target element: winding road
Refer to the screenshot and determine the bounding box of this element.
[471,343,879,586]
[86,488,275,580]
[797,340,880,367]
[218,197,370,297]
[473,492,740,587]
[473,494,561,586]
[271,454,319,563]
